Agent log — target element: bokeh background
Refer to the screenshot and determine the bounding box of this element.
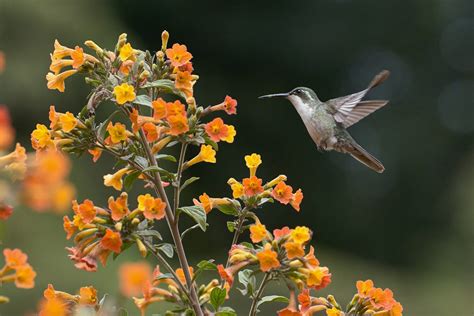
[1,0,473,315]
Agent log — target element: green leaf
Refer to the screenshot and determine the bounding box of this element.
[216,201,239,216]
[123,170,141,191]
[157,243,174,258]
[156,154,177,162]
[210,287,226,311]
[240,242,254,249]
[96,110,120,140]
[133,95,152,107]
[180,177,200,192]
[258,197,274,206]
[155,273,174,281]
[203,135,219,151]
[141,79,186,99]
[197,260,217,271]
[141,166,161,173]
[237,269,256,296]
[216,307,237,316]
[226,221,235,232]
[178,206,207,231]
[256,295,289,308]
[136,230,162,240]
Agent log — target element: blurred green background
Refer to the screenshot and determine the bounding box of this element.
[0,0,473,315]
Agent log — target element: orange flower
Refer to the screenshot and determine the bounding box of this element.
[88,147,102,162]
[0,106,14,151]
[304,246,320,267]
[356,279,374,298]
[100,229,122,254]
[326,307,342,316]
[119,59,134,75]
[370,287,395,310]
[284,241,305,259]
[0,204,13,220]
[144,198,166,220]
[119,261,152,297]
[176,266,194,284]
[273,227,292,239]
[142,122,160,142]
[205,118,229,142]
[272,182,293,204]
[106,122,128,144]
[108,192,129,221]
[79,286,98,305]
[256,244,280,272]
[46,69,77,92]
[165,100,186,117]
[74,199,96,223]
[167,114,189,136]
[249,222,268,243]
[175,70,194,97]
[306,267,331,290]
[38,297,68,316]
[15,264,36,289]
[166,43,192,68]
[3,248,28,268]
[152,98,168,120]
[243,176,264,196]
[63,216,76,240]
[70,46,85,69]
[223,95,237,114]
[0,51,5,73]
[193,193,212,213]
[290,189,303,212]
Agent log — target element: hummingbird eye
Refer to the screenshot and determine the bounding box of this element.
[292,89,302,95]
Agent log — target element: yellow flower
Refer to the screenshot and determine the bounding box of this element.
[326,307,342,316]
[290,226,311,244]
[106,122,128,144]
[284,241,305,259]
[223,125,236,143]
[113,83,136,105]
[184,145,216,168]
[59,112,77,132]
[103,167,130,191]
[245,153,262,177]
[249,222,268,243]
[46,70,77,93]
[119,43,136,61]
[227,178,244,199]
[31,124,53,150]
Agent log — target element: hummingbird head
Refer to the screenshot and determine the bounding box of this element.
[258,87,319,105]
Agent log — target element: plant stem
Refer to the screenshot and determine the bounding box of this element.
[248,273,271,316]
[137,129,203,316]
[225,208,248,268]
[173,142,188,223]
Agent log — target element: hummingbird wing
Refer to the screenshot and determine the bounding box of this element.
[327,70,390,126]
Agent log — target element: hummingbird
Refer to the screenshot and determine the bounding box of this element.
[259,70,390,173]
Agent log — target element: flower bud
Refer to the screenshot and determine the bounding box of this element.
[84,40,104,56]
[135,238,148,258]
[161,30,169,50]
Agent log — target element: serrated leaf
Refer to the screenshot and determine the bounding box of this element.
[123,170,141,191]
[216,202,239,216]
[210,287,226,311]
[136,230,162,240]
[157,243,174,258]
[178,206,207,231]
[180,177,200,192]
[256,295,289,308]
[226,221,235,232]
[156,154,177,162]
[133,95,152,107]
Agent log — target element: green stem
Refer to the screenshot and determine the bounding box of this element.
[173,142,188,222]
[248,273,271,316]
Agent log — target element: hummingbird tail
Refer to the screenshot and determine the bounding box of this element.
[349,143,385,173]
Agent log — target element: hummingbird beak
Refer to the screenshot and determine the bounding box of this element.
[258,92,290,99]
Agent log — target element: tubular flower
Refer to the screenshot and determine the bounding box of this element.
[249,221,269,243]
[284,241,305,259]
[152,98,168,120]
[119,261,152,297]
[70,46,85,69]
[58,111,77,132]
[108,192,130,221]
[326,307,343,316]
[290,226,312,244]
[272,181,294,204]
[210,95,237,115]
[222,124,236,143]
[290,189,304,212]
[192,193,230,214]
[63,216,76,239]
[113,83,136,105]
[73,199,97,224]
[243,176,264,196]
[14,264,37,289]
[3,248,28,268]
[176,266,194,284]
[245,153,262,177]
[348,280,403,315]
[357,279,374,298]
[166,43,193,68]
[0,106,14,150]
[184,145,216,168]
[88,147,102,162]
[137,194,166,220]
[142,122,160,142]
[167,114,189,136]
[103,167,130,191]
[205,118,232,142]
[256,244,280,272]
[165,100,186,117]
[273,226,292,240]
[49,57,74,74]
[174,70,195,97]
[106,122,129,144]
[31,124,53,150]
[38,284,101,315]
[217,261,249,287]
[0,143,27,179]
[46,69,77,92]
[227,178,244,199]
[0,248,36,290]
[100,228,123,254]
[119,43,136,61]
[305,266,332,290]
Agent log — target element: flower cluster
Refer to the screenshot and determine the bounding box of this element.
[37,284,100,316]
[0,248,36,303]
[63,192,170,271]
